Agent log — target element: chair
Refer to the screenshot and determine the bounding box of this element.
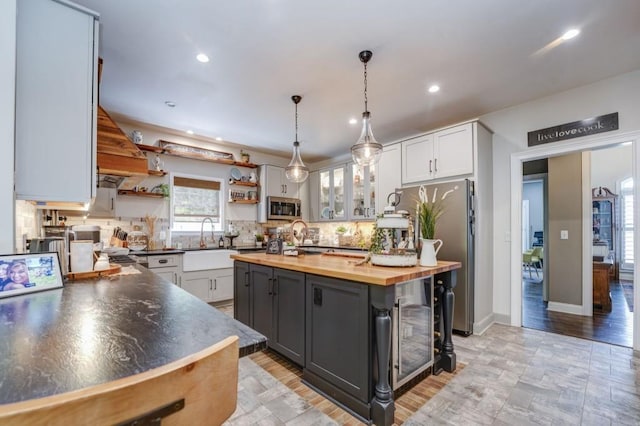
[523,247,543,278]
[0,336,239,426]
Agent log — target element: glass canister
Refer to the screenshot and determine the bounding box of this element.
[126,226,148,251]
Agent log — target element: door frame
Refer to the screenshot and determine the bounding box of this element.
[510,130,640,350]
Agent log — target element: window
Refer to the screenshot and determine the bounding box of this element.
[171,174,224,232]
[620,177,634,270]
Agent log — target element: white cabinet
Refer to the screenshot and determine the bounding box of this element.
[88,187,116,218]
[181,268,234,303]
[375,143,402,214]
[402,134,434,184]
[147,254,182,285]
[262,165,299,198]
[401,123,473,185]
[15,0,99,203]
[349,163,376,220]
[308,171,320,222]
[318,164,347,221]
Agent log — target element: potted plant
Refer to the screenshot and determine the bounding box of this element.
[240,150,250,163]
[416,185,457,266]
[255,233,264,247]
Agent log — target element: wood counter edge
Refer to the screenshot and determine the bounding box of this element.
[230,253,461,286]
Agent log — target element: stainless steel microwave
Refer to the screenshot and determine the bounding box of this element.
[267,196,301,220]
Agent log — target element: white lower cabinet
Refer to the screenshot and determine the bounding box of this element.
[147,254,182,285]
[180,268,234,303]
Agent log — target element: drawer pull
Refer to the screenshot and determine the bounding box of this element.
[159,259,168,264]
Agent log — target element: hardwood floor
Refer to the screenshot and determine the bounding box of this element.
[522,271,633,347]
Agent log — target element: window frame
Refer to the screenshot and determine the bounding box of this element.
[169,172,225,233]
[620,176,634,271]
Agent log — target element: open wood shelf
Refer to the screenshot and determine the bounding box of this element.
[228,199,259,204]
[147,169,167,176]
[229,180,258,187]
[118,190,165,198]
[136,143,259,168]
[136,143,164,153]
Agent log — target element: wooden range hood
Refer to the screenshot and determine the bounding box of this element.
[96,105,148,189]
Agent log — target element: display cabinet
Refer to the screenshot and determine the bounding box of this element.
[592,186,618,279]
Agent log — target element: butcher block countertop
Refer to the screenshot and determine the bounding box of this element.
[231,252,461,286]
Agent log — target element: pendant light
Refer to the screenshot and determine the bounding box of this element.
[351,50,383,166]
[285,95,310,183]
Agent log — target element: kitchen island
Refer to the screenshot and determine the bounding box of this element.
[231,252,461,426]
[0,265,266,407]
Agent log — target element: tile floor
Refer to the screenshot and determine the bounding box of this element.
[224,323,640,425]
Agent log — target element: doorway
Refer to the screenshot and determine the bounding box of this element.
[510,130,640,351]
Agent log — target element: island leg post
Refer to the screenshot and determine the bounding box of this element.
[436,270,457,373]
[371,307,394,426]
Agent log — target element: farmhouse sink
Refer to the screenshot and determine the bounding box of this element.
[183,249,238,272]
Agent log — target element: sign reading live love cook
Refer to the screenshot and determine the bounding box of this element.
[527,112,619,147]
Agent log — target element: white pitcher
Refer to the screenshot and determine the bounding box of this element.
[420,238,443,267]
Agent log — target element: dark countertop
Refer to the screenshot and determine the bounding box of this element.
[0,266,266,405]
[130,247,264,255]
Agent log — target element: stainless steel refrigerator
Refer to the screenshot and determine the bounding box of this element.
[396,179,475,335]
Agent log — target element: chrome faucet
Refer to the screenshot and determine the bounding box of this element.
[200,217,215,248]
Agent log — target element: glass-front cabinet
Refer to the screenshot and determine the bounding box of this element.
[350,163,376,220]
[319,165,346,221]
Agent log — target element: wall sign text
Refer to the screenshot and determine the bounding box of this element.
[527,113,618,147]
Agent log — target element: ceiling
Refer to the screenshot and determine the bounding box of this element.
[74,0,640,162]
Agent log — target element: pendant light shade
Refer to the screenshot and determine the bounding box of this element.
[351,50,383,167]
[285,95,309,183]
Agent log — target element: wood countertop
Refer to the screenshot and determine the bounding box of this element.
[231,252,461,286]
[0,266,266,405]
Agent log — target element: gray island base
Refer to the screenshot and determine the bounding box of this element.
[231,252,460,425]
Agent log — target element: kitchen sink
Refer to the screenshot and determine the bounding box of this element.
[183,249,238,272]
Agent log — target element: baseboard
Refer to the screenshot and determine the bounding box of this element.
[620,271,633,281]
[473,313,494,335]
[492,313,511,326]
[547,301,583,315]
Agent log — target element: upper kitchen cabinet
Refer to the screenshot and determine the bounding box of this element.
[401,122,474,185]
[350,163,376,220]
[374,143,401,215]
[261,165,300,199]
[318,164,347,221]
[15,0,99,204]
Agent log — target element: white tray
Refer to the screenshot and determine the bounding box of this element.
[376,217,409,229]
[370,253,417,267]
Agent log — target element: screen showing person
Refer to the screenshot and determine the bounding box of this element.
[0,253,64,298]
[3,261,35,291]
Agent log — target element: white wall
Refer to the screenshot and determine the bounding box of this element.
[591,144,632,191]
[482,69,640,321]
[0,0,16,252]
[522,181,543,249]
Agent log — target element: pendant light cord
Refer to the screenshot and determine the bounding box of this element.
[295,101,299,142]
[363,61,368,113]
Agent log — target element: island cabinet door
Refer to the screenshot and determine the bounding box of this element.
[305,275,370,403]
[271,268,305,365]
[234,261,251,326]
[250,264,275,341]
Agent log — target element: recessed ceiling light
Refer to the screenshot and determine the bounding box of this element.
[165,101,176,108]
[186,130,194,135]
[196,53,210,63]
[561,29,580,40]
[428,85,440,93]
[216,137,222,141]
[349,118,358,125]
